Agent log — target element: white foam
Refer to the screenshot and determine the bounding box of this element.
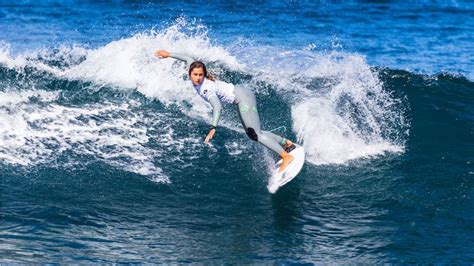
[0,90,169,182]
[0,43,27,69]
[292,97,403,165]
[0,89,58,106]
[224,141,246,156]
[290,53,407,164]
[64,19,243,103]
[0,42,87,76]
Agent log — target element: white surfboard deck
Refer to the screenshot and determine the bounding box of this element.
[267,144,305,194]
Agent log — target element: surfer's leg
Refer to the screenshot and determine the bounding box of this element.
[233,87,294,149]
[234,87,283,154]
[258,131,294,170]
[263,131,287,146]
[257,129,282,145]
[234,86,293,171]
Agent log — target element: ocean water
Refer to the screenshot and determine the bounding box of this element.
[1,1,473,263]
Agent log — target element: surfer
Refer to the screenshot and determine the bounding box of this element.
[154,50,296,172]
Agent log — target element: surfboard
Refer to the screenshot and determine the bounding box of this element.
[267,144,305,194]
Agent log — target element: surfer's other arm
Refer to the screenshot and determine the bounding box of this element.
[205,94,222,144]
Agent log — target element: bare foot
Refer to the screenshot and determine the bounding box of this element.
[279,152,294,173]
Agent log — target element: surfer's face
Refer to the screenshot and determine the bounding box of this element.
[190,67,204,86]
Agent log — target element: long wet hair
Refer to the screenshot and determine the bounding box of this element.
[188,61,215,81]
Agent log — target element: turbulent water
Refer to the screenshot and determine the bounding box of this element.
[1,1,473,263]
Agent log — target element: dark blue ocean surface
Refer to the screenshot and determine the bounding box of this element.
[1,1,473,263]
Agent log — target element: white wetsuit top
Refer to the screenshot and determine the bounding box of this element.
[194,78,235,104]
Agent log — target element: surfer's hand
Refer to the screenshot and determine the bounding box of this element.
[154,50,169,58]
[204,128,216,144]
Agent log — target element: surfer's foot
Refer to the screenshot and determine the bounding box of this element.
[283,140,296,153]
[279,151,294,173]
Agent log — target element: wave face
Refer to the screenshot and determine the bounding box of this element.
[0,23,408,179]
[1,5,473,264]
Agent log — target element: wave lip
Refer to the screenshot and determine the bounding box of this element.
[289,54,408,165]
[294,97,404,165]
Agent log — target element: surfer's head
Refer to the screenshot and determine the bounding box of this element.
[189,61,206,86]
[189,61,215,85]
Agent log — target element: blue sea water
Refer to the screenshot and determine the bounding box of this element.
[1,0,473,263]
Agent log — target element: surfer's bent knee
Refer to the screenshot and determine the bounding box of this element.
[246,127,258,141]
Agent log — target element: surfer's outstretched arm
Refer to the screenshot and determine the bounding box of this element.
[154,50,194,69]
